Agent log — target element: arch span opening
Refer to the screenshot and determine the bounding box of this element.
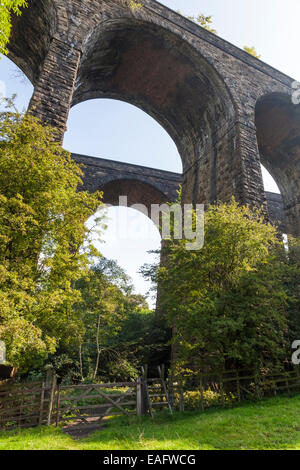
[0,56,34,110]
[261,165,280,194]
[64,97,182,306]
[256,92,300,235]
[87,206,161,307]
[64,99,182,173]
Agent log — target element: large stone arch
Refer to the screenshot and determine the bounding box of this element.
[255,92,300,235]
[73,17,237,206]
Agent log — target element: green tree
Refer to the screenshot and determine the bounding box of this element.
[142,199,289,373]
[279,237,300,346]
[75,259,141,380]
[0,1,28,55]
[72,258,169,382]
[0,99,104,371]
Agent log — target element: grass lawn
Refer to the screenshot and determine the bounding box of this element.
[0,394,300,450]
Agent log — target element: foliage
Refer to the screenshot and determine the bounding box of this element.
[177,11,217,34]
[0,99,103,371]
[126,0,142,10]
[142,199,290,372]
[74,258,135,380]
[113,305,170,372]
[243,46,261,59]
[280,237,300,344]
[188,14,217,34]
[180,389,234,410]
[0,0,28,55]
[50,256,169,383]
[72,258,168,382]
[106,359,139,382]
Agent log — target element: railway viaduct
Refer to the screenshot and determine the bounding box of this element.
[7,0,300,234]
[73,153,286,232]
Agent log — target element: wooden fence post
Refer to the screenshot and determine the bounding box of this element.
[169,376,174,410]
[56,383,61,426]
[219,374,225,407]
[179,382,184,412]
[254,369,261,400]
[285,374,291,395]
[200,375,204,411]
[39,380,46,425]
[136,377,145,416]
[296,367,300,392]
[161,364,165,380]
[272,375,277,396]
[18,397,24,428]
[143,364,148,381]
[46,370,56,426]
[236,371,241,402]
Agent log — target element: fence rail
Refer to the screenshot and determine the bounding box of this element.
[0,374,140,431]
[0,366,300,431]
[168,367,300,411]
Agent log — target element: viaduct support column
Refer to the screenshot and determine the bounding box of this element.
[182,121,267,213]
[29,37,81,141]
[237,122,268,212]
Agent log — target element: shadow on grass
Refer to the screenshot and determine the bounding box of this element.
[81,394,300,450]
[0,394,299,450]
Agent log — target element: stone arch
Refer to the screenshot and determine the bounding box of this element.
[7,0,58,84]
[73,17,237,204]
[74,153,182,203]
[74,151,182,226]
[255,91,300,235]
[101,178,170,219]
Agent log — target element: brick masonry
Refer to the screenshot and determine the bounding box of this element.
[8,0,300,235]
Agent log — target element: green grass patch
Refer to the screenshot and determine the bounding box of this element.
[0,394,300,450]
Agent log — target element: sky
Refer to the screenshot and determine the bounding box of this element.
[1,0,298,305]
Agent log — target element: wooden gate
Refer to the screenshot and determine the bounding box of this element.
[0,377,143,431]
[53,382,137,429]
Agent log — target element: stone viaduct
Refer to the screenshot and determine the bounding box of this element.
[7,0,300,235]
[73,153,286,232]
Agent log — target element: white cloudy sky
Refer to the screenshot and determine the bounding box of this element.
[1,0,297,305]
